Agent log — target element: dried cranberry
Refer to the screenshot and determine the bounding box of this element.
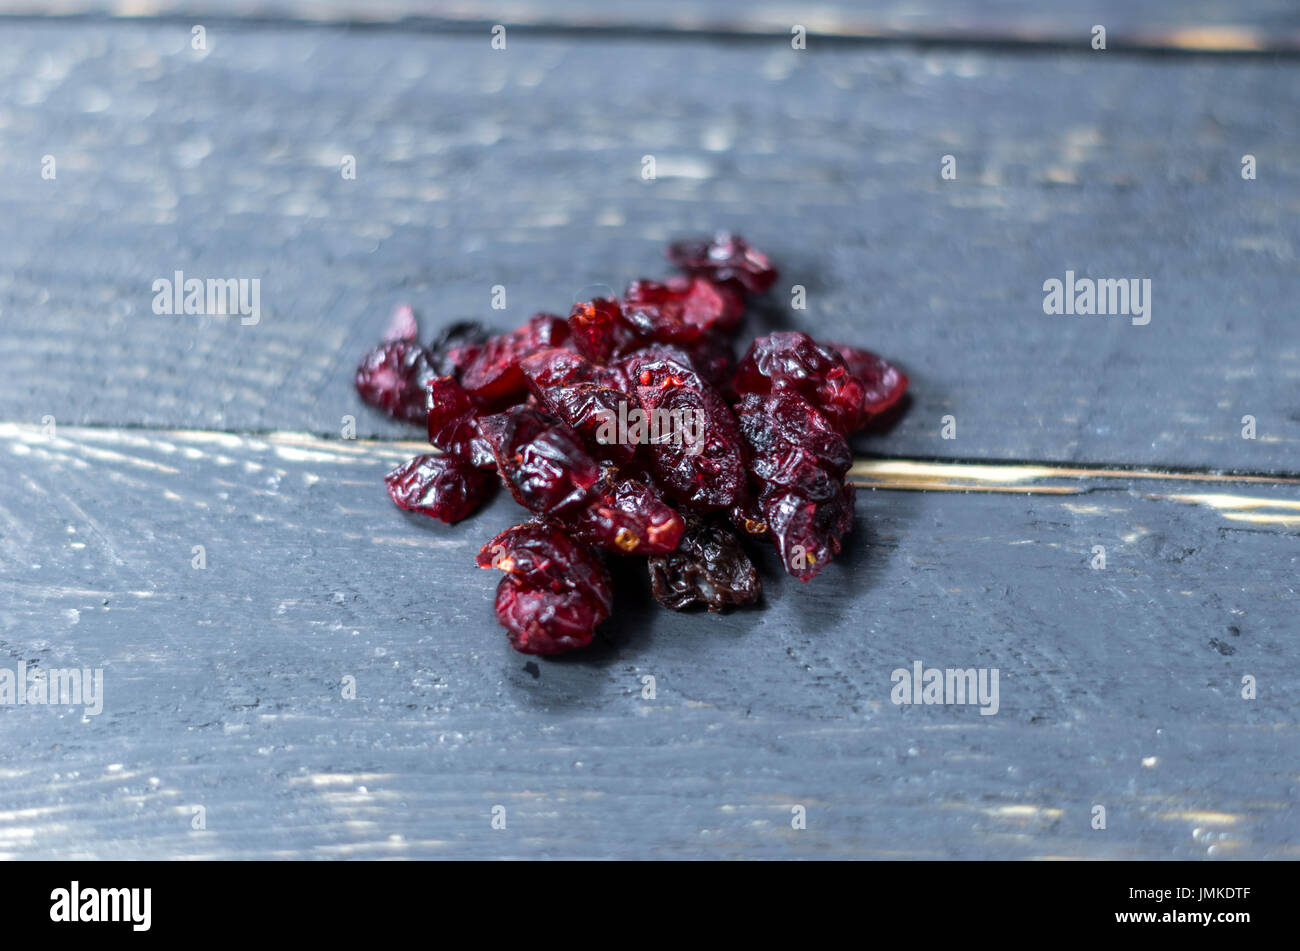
[622,276,745,344]
[476,407,604,519]
[569,478,685,555]
[666,233,778,295]
[429,320,491,379]
[649,519,761,612]
[829,342,909,421]
[622,349,747,511]
[479,522,613,655]
[385,454,494,524]
[735,391,855,581]
[355,339,437,424]
[567,297,639,363]
[460,313,568,401]
[425,376,494,467]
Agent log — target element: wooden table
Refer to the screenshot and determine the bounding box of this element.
[1,1,1297,859]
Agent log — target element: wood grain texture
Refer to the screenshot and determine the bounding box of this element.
[1,424,1296,859]
[2,1,1299,52]
[0,20,1297,472]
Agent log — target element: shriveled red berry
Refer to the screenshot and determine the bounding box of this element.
[567,297,639,363]
[829,342,909,421]
[429,320,491,379]
[569,478,685,555]
[622,349,747,511]
[480,522,613,655]
[460,313,568,401]
[761,483,855,582]
[355,339,436,424]
[622,276,745,344]
[476,407,604,519]
[666,233,778,295]
[385,454,494,524]
[479,521,613,608]
[426,376,494,467]
[649,518,761,612]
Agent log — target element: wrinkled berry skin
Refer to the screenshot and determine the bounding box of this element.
[570,478,685,555]
[568,297,638,363]
[735,331,908,435]
[479,522,613,655]
[666,233,778,295]
[735,391,854,581]
[355,339,437,424]
[830,342,909,421]
[426,376,494,467]
[460,313,568,401]
[429,320,491,379]
[385,454,494,524]
[649,519,760,612]
[622,276,745,344]
[621,348,747,511]
[477,407,604,519]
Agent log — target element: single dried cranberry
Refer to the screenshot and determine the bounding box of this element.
[569,478,685,555]
[493,579,605,655]
[385,454,494,524]
[622,349,747,511]
[666,233,778,295]
[622,276,745,344]
[355,339,437,424]
[426,376,494,467]
[478,521,613,608]
[735,391,855,581]
[429,320,491,379]
[648,519,761,612]
[829,342,909,421]
[761,483,855,582]
[480,522,613,655]
[735,331,908,435]
[476,407,604,519]
[567,297,639,363]
[460,313,568,401]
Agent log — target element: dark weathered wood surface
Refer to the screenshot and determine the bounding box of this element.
[1,425,1297,859]
[0,9,1297,860]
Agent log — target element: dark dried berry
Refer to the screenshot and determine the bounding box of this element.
[829,342,909,421]
[478,521,613,608]
[567,297,639,363]
[477,407,604,519]
[649,519,760,612]
[355,339,437,424]
[426,376,494,467]
[429,320,491,379]
[622,276,745,344]
[460,313,568,401]
[666,233,778,295]
[480,522,613,655]
[761,483,855,582]
[493,578,605,655]
[385,454,494,524]
[623,349,747,511]
[735,391,855,581]
[569,478,685,555]
[735,331,906,435]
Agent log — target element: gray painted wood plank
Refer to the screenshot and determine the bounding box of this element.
[1,424,1296,859]
[0,21,1297,472]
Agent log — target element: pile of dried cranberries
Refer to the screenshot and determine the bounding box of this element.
[355,234,908,654]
